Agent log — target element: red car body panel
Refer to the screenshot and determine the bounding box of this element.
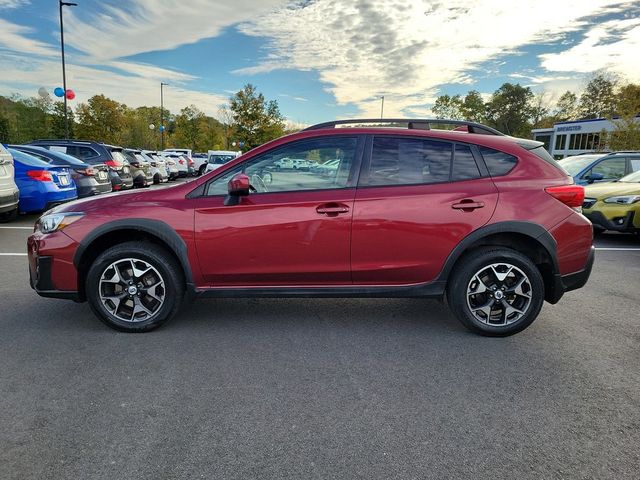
[27,127,594,302]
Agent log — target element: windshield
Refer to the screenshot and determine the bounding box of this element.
[619,170,640,183]
[558,155,603,176]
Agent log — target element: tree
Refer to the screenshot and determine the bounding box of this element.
[579,73,618,119]
[531,92,552,128]
[50,102,75,139]
[555,91,579,122]
[75,95,126,144]
[460,91,486,123]
[615,83,640,118]
[229,84,285,150]
[0,115,9,143]
[432,94,463,119]
[485,83,535,137]
[172,105,206,150]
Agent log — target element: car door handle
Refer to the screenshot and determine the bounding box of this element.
[452,200,485,210]
[316,203,350,216]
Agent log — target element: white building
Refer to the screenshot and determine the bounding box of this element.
[531,116,640,158]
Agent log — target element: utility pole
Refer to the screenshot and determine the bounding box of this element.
[59,1,77,138]
[380,96,385,119]
[160,82,168,150]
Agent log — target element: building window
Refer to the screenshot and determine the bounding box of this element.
[568,133,603,151]
[554,134,566,150]
[535,134,551,151]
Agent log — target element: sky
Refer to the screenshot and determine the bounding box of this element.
[0,0,639,124]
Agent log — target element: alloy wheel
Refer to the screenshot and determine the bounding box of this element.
[98,258,165,323]
[466,262,532,326]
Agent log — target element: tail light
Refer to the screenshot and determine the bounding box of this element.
[27,170,53,182]
[105,159,123,170]
[188,157,194,166]
[178,158,185,165]
[545,185,585,210]
[75,167,95,176]
[112,184,122,191]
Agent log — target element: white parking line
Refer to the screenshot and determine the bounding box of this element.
[0,226,33,230]
[595,247,640,251]
[0,253,27,256]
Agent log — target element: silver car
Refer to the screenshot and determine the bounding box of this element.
[0,144,20,222]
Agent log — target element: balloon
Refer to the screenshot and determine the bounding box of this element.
[54,87,65,97]
[38,87,48,97]
[149,123,155,130]
[159,125,165,132]
[65,90,75,100]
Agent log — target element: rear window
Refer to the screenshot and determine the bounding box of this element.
[9,148,50,167]
[478,147,517,176]
[29,148,86,166]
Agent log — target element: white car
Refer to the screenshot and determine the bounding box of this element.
[160,152,188,177]
[163,148,198,175]
[274,157,312,170]
[0,144,20,222]
[205,150,242,173]
[141,151,169,184]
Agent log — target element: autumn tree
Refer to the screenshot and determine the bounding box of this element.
[229,84,285,150]
[485,83,535,137]
[579,73,618,119]
[75,95,126,144]
[460,90,486,123]
[432,94,463,119]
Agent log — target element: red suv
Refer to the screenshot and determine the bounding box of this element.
[27,119,594,336]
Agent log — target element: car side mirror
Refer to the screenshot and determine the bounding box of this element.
[587,172,604,183]
[224,173,250,206]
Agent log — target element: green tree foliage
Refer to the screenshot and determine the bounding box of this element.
[554,91,579,122]
[432,94,463,119]
[75,95,126,144]
[50,102,75,139]
[579,73,618,119]
[460,91,486,123]
[485,83,535,137]
[0,115,9,143]
[229,84,285,150]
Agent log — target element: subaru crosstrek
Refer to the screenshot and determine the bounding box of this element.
[27,119,594,336]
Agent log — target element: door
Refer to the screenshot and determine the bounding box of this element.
[351,136,499,285]
[193,135,363,287]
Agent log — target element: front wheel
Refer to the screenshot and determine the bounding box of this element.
[86,242,184,332]
[447,248,544,336]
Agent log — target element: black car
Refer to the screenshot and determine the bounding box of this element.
[28,140,134,190]
[10,145,112,198]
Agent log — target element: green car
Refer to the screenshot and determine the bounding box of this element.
[583,170,640,234]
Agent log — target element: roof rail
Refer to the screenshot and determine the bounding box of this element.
[609,150,640,154]
[303,118,504,136]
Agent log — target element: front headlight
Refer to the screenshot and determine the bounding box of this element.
[603,195,640,205]
[36,212,84,234]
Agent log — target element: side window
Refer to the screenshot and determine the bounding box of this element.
[630,158,640,172]
[478,147,517,176]
[364,137,452,186]
[76,146,99,160]
[205,136,358,196]
[591,158,626,179]
[452,145,481,181]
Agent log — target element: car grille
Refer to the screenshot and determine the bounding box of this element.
[583,198,597,209]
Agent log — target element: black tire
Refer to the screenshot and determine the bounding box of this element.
[86,241,184,332]
[447,247,544,336]
[0,208,18,223]
[198,165,206,176]
[592,226,605,236]
[153,173,160,185]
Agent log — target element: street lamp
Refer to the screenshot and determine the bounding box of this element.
[160,82,168,150]
[380,96,385,119]
[59,0,77,139]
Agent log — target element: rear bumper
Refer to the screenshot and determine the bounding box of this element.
[0,189,19,213]
[584,210,638,233]
[547,245,595,304]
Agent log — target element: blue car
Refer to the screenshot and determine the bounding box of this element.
[9,148,78,213]
[558,152,640,186]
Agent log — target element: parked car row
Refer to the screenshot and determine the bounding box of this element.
[0,139,197,221]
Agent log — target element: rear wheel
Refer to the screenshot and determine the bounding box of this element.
[0,208,18,223]
[447,248,544,336]
[86,242,184,332]
[198,165,206,176]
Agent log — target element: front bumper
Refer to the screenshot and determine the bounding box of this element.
[547,245,595,304]
[29,255,81,301]
[28,230,81,301]
[583,210,638,233]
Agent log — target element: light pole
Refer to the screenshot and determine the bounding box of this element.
[59,0,77,138]
[160,82,168,150]
[380,96,385,119]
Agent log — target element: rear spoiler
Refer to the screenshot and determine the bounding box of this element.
[514,138,544,150]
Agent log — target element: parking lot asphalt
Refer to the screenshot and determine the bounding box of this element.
[1,185,639,479]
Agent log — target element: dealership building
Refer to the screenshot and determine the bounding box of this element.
[531,116,640,158]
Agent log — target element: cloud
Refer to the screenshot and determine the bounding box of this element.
[0,18,57,57]
[238,0,633,116]
[540,17,640,83]
[0,0,29,9]
[64,0,286,60]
